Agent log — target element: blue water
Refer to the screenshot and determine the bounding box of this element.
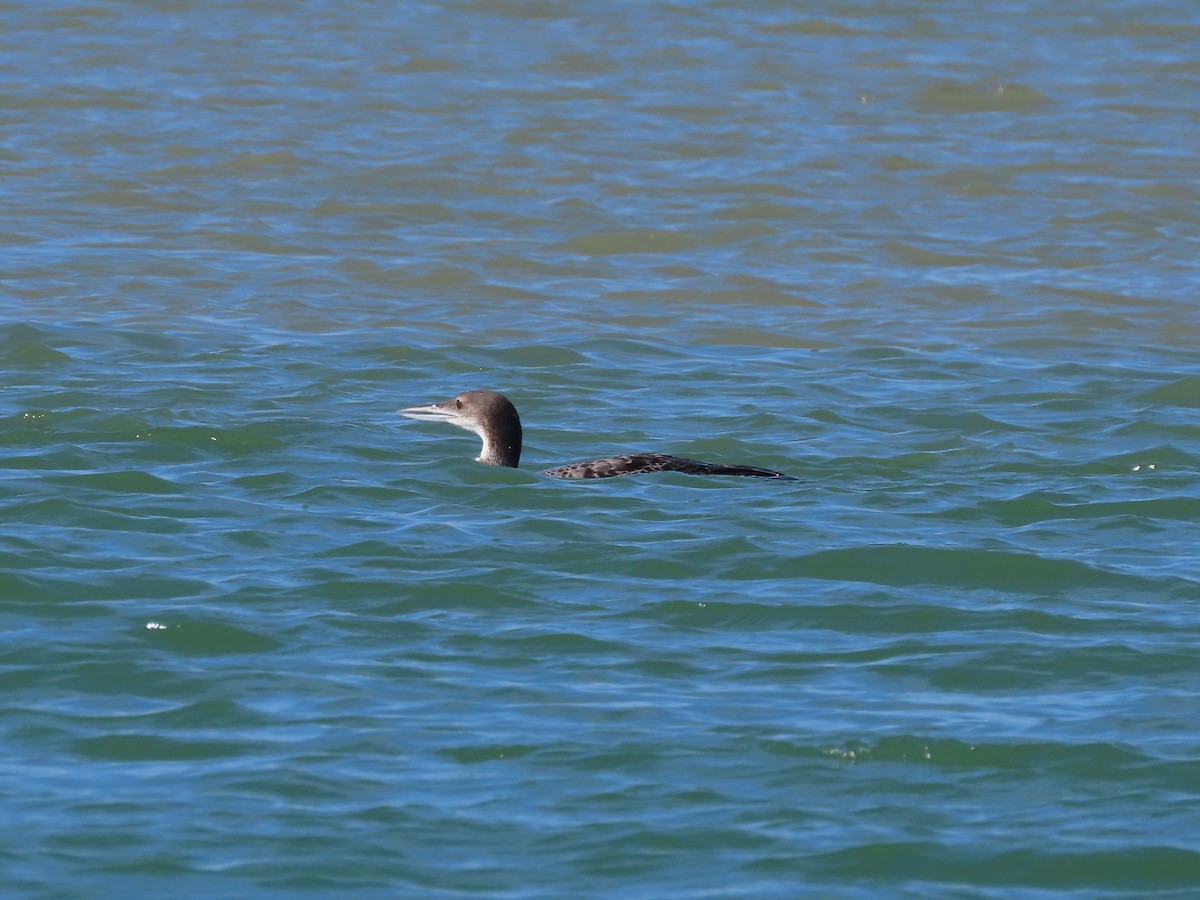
[2,1,1199,896]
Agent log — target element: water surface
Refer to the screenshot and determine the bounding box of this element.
[2,1,1199,896]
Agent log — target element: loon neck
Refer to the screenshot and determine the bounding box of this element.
[478,425,520,468]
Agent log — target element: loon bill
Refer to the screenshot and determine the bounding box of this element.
[399,389,794,480]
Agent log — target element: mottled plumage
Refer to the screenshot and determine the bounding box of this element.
[541,453,790,480]
[400,390,794,481]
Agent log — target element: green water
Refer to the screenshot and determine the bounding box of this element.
[2,1,1199,896]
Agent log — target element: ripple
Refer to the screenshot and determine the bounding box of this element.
[910,79,1051,114]
[3,0,1200,895]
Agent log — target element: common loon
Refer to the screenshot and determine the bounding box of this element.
[399,389,793,480]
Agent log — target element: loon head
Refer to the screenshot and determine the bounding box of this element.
[399,389,523,468]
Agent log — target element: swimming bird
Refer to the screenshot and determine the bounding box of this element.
[399,389,793,480]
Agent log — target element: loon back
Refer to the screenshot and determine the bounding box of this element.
[541,453,790,480]
[399,389,794,480]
